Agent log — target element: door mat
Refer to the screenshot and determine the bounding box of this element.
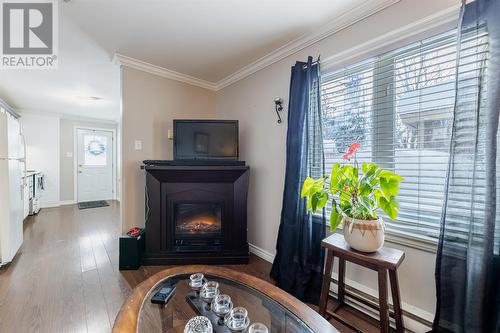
[78,200,109,210]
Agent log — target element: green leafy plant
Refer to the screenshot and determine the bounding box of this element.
[301,143,404,231]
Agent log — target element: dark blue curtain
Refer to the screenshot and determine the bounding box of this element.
[270,56,326,305]
[433,0,500,332]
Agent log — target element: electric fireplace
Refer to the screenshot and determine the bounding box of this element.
[141,164,249,265]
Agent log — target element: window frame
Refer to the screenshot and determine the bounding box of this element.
[318,26,468,253]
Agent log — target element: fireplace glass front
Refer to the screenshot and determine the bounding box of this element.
[174,203,222,239]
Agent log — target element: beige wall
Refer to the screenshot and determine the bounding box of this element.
[215,0,457,327]
[60,119,117,202]
[121,67,216,232]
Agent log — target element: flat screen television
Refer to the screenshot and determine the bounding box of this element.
[173,120,239,160]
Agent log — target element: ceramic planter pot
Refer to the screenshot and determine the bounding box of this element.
[343,216,385,252]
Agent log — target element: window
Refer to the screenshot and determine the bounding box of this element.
[320,27,488,242]
[84,134,108,166]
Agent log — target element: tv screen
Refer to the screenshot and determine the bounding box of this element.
[174,120,239,160]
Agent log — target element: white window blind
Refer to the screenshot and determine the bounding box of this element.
[320,27,488,241]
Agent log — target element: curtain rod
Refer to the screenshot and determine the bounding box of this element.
[301,55,321,69]
[0,98,20,119]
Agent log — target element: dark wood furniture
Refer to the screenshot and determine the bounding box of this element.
[319,234,405,333]
[113,265,340,333]
[142,164,249,265]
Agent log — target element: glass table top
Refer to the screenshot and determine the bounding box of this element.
[138,274,315,333]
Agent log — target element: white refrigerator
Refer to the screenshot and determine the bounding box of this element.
[0,107,25,266]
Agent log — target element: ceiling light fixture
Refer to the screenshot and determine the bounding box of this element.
[75,95,104,102]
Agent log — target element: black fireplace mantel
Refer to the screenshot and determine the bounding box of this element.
[142,163,249,265]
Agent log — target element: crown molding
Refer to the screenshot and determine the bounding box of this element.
[111,0,461,93]
[111,0,399,92]
[113,54,217,91]
[214,0,401,90]
[17,109,119,124]
[0,98,19,118]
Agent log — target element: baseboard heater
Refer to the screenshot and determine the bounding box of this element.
[327,276,432,332]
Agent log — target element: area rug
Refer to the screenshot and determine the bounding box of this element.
[78,200,109,210]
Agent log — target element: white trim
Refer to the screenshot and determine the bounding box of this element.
[249,243,275,263]
[17,109,118,124]
[385,230,438,253]
[113,54,217,91]
[40,202,60,209]
[73,126,117,203]
[215,0,400,90]
[0,98,19,118]
[321,4,460,72]
[59,200,75,206]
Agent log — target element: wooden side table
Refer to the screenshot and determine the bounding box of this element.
[319,234,405,333]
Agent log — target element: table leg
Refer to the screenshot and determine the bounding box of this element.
[319,249,334,317]
[389,269,404,332]
[338,256,346,305]
[378,268,389,333]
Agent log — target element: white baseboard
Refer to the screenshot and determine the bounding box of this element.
[248,242,431,332]
[249,243,275,263]
[59,200,75,206]
[40,202,60,208]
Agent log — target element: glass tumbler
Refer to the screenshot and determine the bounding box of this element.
[189,273,205,296]
[226,307,249,331]
[211,294,233,325]
[200,281,219,310]
[248,323,269,333]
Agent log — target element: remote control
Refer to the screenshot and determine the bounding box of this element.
[151,285,176,305]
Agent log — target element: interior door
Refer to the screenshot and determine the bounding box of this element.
[77,129,113,203]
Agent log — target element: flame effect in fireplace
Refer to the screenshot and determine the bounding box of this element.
[176,214,221,234]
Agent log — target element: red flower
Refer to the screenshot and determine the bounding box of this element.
[349,143,360,154]
[343,143,361,161]
[343,185,350,191]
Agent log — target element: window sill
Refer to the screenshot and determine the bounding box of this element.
[384,230,438,254]
[327,227,438,254]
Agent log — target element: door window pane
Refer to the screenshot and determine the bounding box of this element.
[84,134,107,166]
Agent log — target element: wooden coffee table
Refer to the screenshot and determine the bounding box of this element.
[113,265,339,333]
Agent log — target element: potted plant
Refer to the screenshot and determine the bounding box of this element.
[301,143,404,252]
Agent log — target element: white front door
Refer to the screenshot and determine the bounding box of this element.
[77,129,113,202]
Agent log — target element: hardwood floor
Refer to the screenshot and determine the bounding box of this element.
[0,202,380,333]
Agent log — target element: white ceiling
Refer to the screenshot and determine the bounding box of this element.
[0,7,121,121]
[0,0,381,121]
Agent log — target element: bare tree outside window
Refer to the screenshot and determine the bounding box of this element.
[394,42,456,150]
[321,72,371,154]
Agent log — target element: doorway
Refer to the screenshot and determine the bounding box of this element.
[76,128,115,203]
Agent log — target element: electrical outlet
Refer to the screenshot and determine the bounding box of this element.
[134,140,142,151]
